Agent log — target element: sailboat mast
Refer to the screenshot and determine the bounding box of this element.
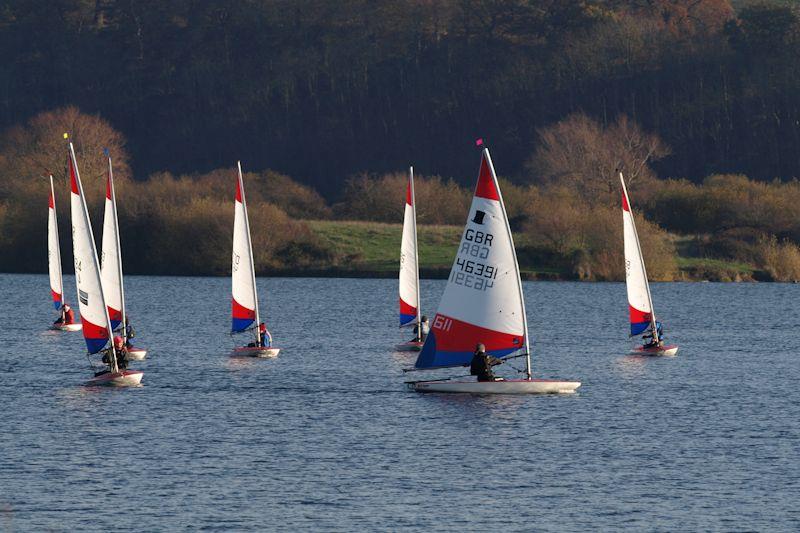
[484,148,532,379]
[49,174,64,307]
[238,161,260,344]
[70,142,118,373]
[107,155,127,342]
[410,166,421,327]
[619,171,659,343]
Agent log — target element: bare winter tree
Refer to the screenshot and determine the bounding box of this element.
[526,113,670,203]
[0,106,130,194]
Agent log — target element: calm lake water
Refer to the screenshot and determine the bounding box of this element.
[1,274,798,531]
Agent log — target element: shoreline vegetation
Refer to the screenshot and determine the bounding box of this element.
[3,109,800,283]
[1,215,791,283]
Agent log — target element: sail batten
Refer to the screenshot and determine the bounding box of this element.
[414,148,527,370]
[399,166,420,327]
[620,172,657,337]
[231,162,259,338]
[69,143,115,364]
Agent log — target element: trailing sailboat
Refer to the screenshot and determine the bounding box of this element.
[396,166,426,352]
[620,171,678,356]
[100,152,147,360]
[68,140,142,386]
[407,145,580,394]
[48,174,82,332]
[230,162,280,357]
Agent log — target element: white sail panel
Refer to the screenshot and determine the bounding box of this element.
[399,167,419,326]
[48,176,64,310]
[415,150,525,369]
[69,144,113,355]
[100,159,124,330]
[620,173,654,335]
[231,163,258,333]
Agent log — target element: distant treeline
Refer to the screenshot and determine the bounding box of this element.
[4,106,800,281]
[1,1,800,192]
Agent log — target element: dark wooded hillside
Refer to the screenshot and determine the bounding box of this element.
[2,1,799,193]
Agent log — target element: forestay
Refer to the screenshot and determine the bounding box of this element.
[69,143,114,360]
[399,166,420,327]
[231,162,260,337]
[620,172,657,336]
[100,154,125,330]
[415,149,527,370]
[48,175,64,310]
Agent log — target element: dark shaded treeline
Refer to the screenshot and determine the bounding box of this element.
[2,0,799,194]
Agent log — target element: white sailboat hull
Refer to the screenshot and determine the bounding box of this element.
[86,370,143,387]
[632,344,679,356]
[51,323,82,332]
[126,347,148,360]
[231,346,280,358]
[395,341,423,352]
[410,378,581,394]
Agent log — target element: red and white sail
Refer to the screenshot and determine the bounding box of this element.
[69,142,115,363]
[231,162,259,338]
[48,175,64,310]
[415,148,528,371]
[620,172,657,337]
[100,154,125,331]
[399,166,420,327]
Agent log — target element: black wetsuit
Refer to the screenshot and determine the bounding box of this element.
[470,351,501,382]
[125,324,135,348]
[101,349,129,370]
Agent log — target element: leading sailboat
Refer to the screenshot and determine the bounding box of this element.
[620,171,678,356]
[396,166,424,351]
[48,174,82,332]
[68,140,143,386]
[100,151,147,360]
[230,162,280,357]
[407,145,580,394]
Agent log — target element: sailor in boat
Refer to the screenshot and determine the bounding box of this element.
[412,315,430,343]
[53,304,75,327]
[258,323,272,347]
[247,322,272,348]
[469,343,504,382]
[97,336,129,376]
[123,317,136,348]
[643,323,665,349]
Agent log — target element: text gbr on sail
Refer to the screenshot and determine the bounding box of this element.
[452,227,497,291]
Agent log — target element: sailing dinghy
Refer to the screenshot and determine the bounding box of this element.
[48,175,82,332]
[230,162,280,358]
[396,166,424,352]
[101,152,147,360]
[620,171,678,356]
[407,146,580,394]
[68,141,142,386]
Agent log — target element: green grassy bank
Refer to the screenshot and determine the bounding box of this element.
[301,221,764,281]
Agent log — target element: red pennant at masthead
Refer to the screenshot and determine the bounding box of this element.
[474,153,500,201]
[69,154,79,195]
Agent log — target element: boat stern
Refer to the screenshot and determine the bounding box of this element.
[410,378,581,394]
[231,346,280,358]
[87,370,144,387]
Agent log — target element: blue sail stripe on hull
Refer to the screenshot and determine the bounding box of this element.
[232,317,255,333]
[415,332,521,369]
[85,337,108,354]
[400,313,416,326]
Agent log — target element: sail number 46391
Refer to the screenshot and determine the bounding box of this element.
[451,271,495,291]
[451,258,497,291]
